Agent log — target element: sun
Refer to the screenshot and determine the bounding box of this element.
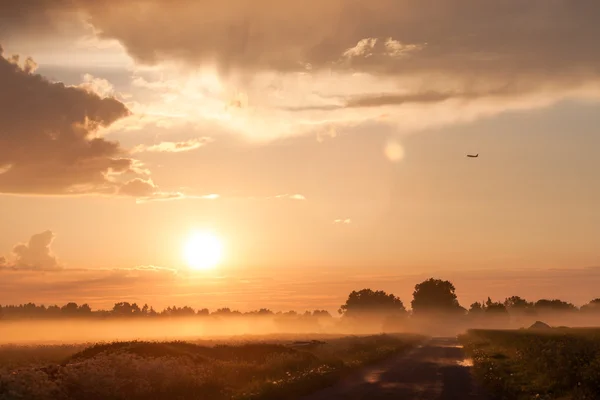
[183,232,223,271]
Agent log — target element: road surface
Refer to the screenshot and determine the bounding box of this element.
[302,337,489,400]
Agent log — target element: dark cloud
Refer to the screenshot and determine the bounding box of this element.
[11,230,60,270]
[3,1,599,104]
[78,0,600,85]
[0,46,140,195]
[0,0,83,40]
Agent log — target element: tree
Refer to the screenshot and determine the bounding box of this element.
[534,299,577,313]
[504,296,532,310]
[581,299,600,313]
[339,289,406,318]
[112,302,141,316]
[61,302,79,315]
[78,304,92,314]
[485,297,509,316]
[411,278,463,315]
[468,302,485,315]
[312,310,332,318]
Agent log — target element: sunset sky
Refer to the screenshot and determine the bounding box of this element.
[1,0,599,312]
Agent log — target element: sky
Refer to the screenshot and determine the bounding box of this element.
[1,0,600,312]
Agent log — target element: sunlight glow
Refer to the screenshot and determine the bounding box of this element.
[183,232,224,271]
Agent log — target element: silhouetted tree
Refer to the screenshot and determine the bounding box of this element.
[581,299,600,313]
[312,310,332,318]
[279,310,297,317]
[468,302,485,315]
[79,304,92,314]
[485,297,509,316]
[411,278,463,315]
[112,302,142,316]
[197,308,210,316]
[534,299,577,313]
[212,308,242,316]
[339,289,406,318]
[61,302,79,315]
[503,296,532,310]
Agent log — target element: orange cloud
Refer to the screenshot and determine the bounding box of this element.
[1,231,60,271]
[132,137,212,154]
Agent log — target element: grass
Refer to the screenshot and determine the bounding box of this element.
[459,328,600,400]
[0,333,423,400]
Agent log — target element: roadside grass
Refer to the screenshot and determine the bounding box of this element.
[0,333,423,400]
[459,328,600,400]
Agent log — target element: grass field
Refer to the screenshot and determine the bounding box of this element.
[459,328,600,400]
[0,333,423,400]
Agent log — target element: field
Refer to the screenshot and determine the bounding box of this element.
[459,328,600,400]
[0,333,423,400]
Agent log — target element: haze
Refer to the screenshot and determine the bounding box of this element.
[1,1,600,332]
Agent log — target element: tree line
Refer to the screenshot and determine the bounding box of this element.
[0,301,333,320]
[338,279,600,318]
[1,278,599,321]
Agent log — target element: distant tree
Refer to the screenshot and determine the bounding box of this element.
[468,302,485,315]
[112,302,141,316]
[581,299,600,313]
[312,310,332,318]
[339,289,406,318]
[504,296,531,310]
[534,299,577,313]
[485,297,509,316]
[47,305,61,317]
[197,308,210,316]
[61,302,79,315]
[282,310,298,317]
[212,308,242,316]
[78,304,92,314]
[411,278,463,315]
[161,306,195,317]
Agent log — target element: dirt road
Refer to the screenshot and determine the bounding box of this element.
[302,337,488,400]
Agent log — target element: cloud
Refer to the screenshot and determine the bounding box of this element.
[118,178,192,203]
[78,73,115,97]
[9,230,60,270]
[75,1,600,87]
[274,194,306,201]
[0,1,85,40]
[333,219,352,225]
[6,1,600,141]
[11,1,600,85]
[118,178,157,197]
[0,47,142,196]
[132,137,212,153]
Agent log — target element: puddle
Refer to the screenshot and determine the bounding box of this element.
[456,358,474,367]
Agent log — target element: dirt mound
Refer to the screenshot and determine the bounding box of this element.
[66,341,316,364]
[529,321,551,330]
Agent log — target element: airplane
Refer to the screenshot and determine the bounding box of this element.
[466,154,479,158]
